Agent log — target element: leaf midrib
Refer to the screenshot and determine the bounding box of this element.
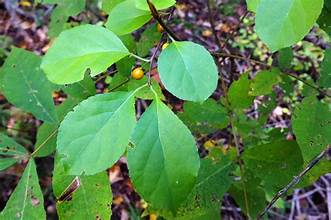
[20,161,32,220]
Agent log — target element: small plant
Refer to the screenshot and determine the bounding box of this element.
[0,0,330,219]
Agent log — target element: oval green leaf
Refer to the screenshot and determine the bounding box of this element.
[41,24,129,84]
[106,0,152,36]
[292,96,331,162]
[1,48,57,123]
[158,41,218,102]
[243,140,303,189]
[127,99,200,212]
[255,0,323,51]
[57,92,137,175]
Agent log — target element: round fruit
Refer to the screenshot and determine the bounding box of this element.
[157,23,164,33]
[131,67,144,80]
[162,42,169,50]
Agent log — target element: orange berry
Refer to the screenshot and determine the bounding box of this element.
[149,214,157,220]
[162,43,169,50]
[157,23,164,33]
[131,67,144,80]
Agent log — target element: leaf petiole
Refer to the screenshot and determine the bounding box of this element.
[129,53,150,63]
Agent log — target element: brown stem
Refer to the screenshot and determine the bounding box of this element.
[206,0,222,50]
[146,0,180,41]
[206,1,250,216]
[258,145,331,219]
[212,52,331,98]
[149,34,166,86]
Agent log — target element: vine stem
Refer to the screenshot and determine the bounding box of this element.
[148,34,166,86]
[146,0,181,41]
[212,52,331,98]
[206,0,222,50]
[258,145,331,219]
[206,1,250,216]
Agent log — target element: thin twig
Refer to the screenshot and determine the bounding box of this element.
[206,0,222,50]
[146,0,180,41]
[258,145,331,219]
[212,52,331,98]
[148,34,166,86]
[206,1,250,216]
[147,7,175,86]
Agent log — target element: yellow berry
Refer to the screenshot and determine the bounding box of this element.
[149,214,158,220]
[131,67,144,80]
[162,43,169,50]
[157,23,164,33]
[19,0,32,7]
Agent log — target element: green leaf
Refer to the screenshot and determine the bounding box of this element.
[116,57,135,76]
[277,47,294,70]
[178,99,229,134]
[101,0,124,12]
[292,96,331,162]
[0,160,46,219]
[134,0,176,11]
[0,47,57,123]
[41,24,129,85]
[174,207,220,220]
[249,68,281,96]
[318,4,331,36]
[0,158,17,171]
[229,170,266,219]
[228,72,254,110]
[172,156,234,219]
[127,99,200,212]
[246,0,260,12]
[107,73,130,91]
[116,35,137,75]
[127,77,165,100]
[188,156,234,207]
[136,24,162,57]
[243,140,303,190]
[297,159,331,188]
[53,158,112,220]
[62,75,96,99]
[57,91,138,175]
[0,134,27,157]
[34,98,81,157]
[158,41,218,102]
[319,48,331,88]
[0,133,27,171]
[48,0,86,37]
[255,0,324,51]
[106,0,152,36]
